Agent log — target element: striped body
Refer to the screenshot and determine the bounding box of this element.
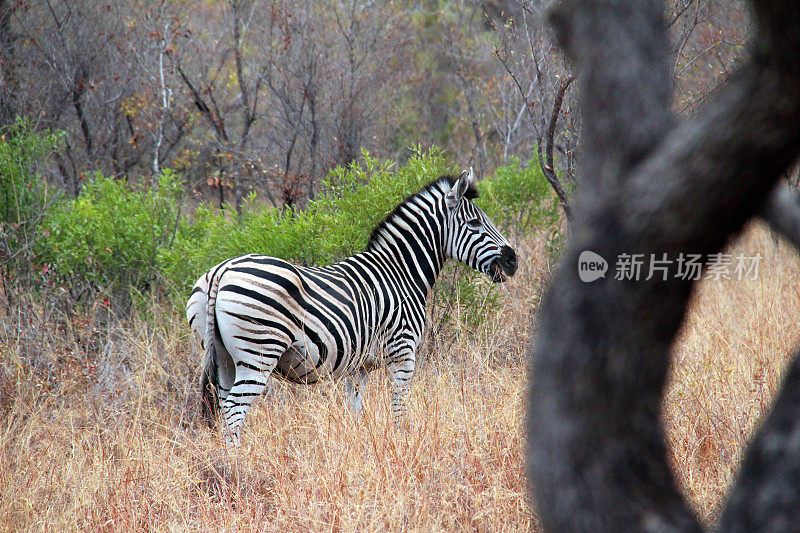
[187,170,517,444]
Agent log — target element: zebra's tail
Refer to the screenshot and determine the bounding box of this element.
[200,266,224,428]
[200,348,219,428]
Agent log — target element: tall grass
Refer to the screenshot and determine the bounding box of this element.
[666,222,800,525]
[1,223,797,531]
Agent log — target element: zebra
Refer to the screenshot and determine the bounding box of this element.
[186,168,518,444]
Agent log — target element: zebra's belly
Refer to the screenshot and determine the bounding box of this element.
[272,337,349,384]
[273,336,375,384]
[274,340,326,384]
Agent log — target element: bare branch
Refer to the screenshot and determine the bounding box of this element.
[537,74,574,219]
[175,61,229,143]
[666,0,694,27]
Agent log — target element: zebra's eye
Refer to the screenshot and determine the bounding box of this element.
[466,218,482,229]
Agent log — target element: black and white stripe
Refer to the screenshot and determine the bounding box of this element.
[186,168,518,444]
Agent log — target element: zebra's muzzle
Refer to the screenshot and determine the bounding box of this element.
[490,246,518,283]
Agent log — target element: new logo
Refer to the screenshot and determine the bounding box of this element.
[578,251,608,283]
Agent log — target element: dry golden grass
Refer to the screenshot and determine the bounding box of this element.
[1,223,798,531]
[666,222,800,525]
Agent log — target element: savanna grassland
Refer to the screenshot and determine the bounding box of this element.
[1,223,798,531]
[0,1,772,530]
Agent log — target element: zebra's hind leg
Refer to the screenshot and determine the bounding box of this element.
[220,340,288,445]
[345,367,371,415]
[212,326,236,413]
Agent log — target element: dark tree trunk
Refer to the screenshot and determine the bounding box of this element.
[528,1,800,531]
[0,0,18,126]
[72,64,93,158]
[308,89,319,200]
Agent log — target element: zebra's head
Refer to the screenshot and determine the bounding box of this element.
[444,168,518,283]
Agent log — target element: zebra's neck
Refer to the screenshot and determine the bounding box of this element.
[365,182,449,295]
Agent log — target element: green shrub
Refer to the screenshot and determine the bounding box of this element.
[0,118,62,276]
[33,147,562,326]
[38,170,182,303]
[430,262,503,334]
[476,156,559,236]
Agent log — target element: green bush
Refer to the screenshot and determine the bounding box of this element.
[38,170,183,302]
[32,147,562,326]
[476,156,559,235]
[0,118,62,275]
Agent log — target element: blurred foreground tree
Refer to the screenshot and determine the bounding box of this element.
[528,0,800,530]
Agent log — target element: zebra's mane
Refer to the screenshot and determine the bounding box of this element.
[366,175,479,252]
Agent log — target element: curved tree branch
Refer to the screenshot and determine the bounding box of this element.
[537,74,575,220]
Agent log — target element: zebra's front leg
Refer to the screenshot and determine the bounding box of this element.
[386,344,416,428]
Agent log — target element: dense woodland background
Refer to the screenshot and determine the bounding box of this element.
[0,0,747,204]
[4,2,793,531]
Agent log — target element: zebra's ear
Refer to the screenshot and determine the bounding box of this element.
[446,168,474,210]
